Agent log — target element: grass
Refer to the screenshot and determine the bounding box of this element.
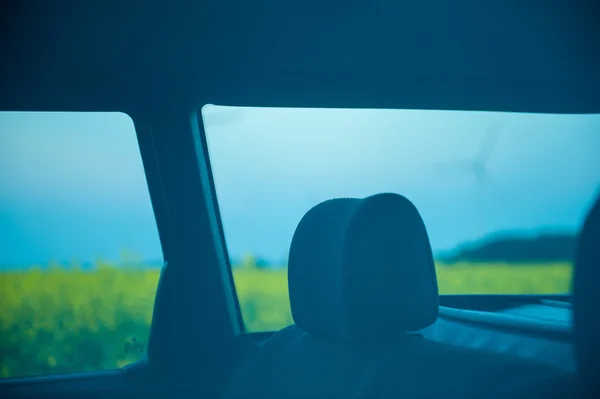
[0,261,571,378]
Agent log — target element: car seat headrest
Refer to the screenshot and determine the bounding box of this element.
[573,192,600,389]
[287,193,439,343]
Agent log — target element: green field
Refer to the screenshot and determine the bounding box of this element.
[0,262,571,378]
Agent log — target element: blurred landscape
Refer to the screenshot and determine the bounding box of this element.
[1,105,597,382]
[0,232,574,378]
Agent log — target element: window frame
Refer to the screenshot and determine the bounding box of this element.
[125,105,244,388]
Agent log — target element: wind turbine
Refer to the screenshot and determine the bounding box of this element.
[432,123,505,236]
[467,125,503,192]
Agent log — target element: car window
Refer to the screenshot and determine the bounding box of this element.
[0,112,163,378]
[202,105,600,332]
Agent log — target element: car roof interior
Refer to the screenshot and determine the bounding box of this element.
[1,1,599,398]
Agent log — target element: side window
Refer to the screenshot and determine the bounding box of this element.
[202,105,600,332]
[0,112,163,378]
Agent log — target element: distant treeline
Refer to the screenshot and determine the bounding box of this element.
[440,233,577,264]
[0,232,577,272]
[231,232,578,268]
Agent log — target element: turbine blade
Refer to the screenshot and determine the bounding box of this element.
[476,124,502,162]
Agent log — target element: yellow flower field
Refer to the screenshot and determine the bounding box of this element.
[0,262,571,378]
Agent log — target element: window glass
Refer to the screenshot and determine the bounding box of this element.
[0,112,163,378]
[203,105,600,332]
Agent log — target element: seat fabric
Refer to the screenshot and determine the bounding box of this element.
[573,193,600,395]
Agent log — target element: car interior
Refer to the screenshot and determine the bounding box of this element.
[1,1,599,398]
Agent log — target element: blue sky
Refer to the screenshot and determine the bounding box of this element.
[1,108,599,266]
[0,112,161,266]
[204,106,600,262]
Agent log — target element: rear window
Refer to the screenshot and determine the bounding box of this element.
[0,112,163,378]
[202,106,600,332]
